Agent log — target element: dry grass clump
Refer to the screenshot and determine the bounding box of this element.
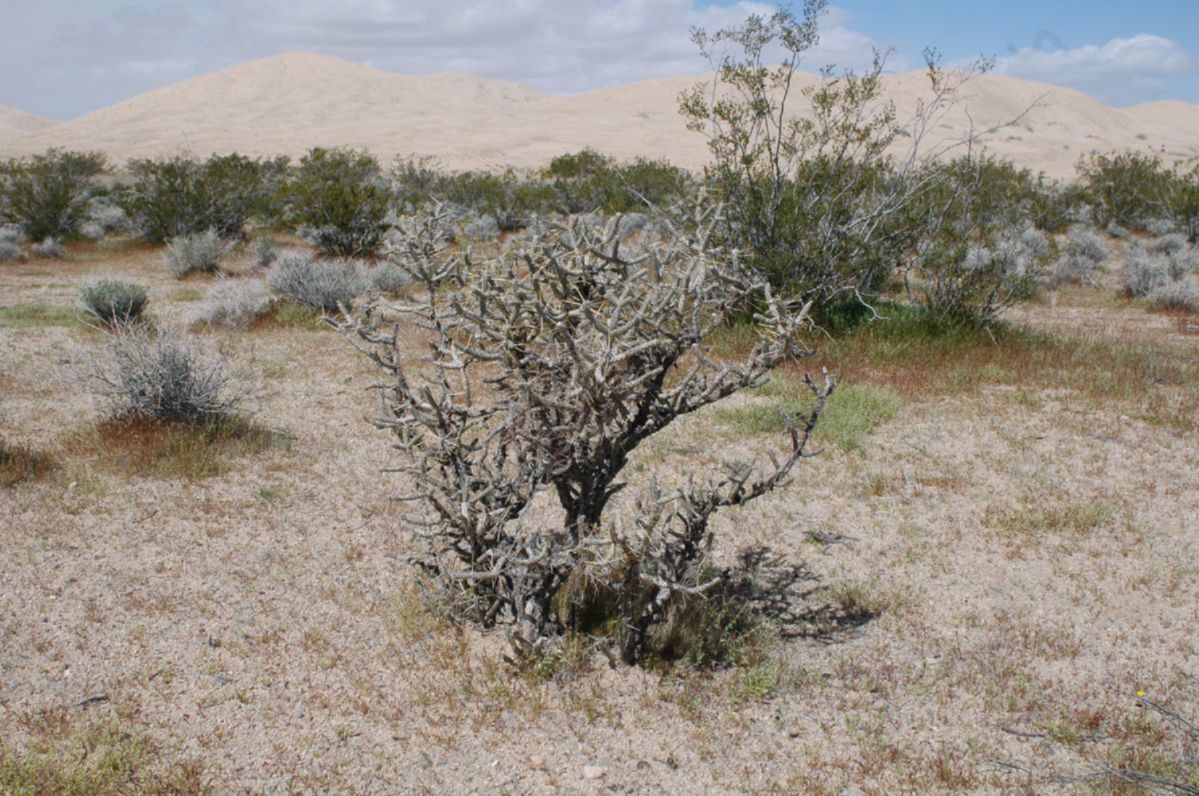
[77,279,149,326]
[0,438,57,487]
[67,414,284,480]
[163,229,224,278]
[188,278,272,330]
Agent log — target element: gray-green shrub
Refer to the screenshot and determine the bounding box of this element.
[82,324,242,423]
[1123,237,1199,298]
[164,229,224,278]
[78,280,148,325]
[267,253,357,311]
[357,262,411,295]
[31,237,66,259]
[189,279,272,329]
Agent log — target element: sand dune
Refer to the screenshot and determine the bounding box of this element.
[2,51,1197,178]
[0,105,56,139]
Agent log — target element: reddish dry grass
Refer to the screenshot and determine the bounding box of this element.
[65,416,286,480]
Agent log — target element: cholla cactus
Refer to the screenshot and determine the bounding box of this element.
[339,207,830,664]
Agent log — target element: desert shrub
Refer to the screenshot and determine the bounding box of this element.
[0,240,22,263]
[459,213,501,242]
[124,153,284,244]
[439,169,555,231]
[909,157,1053,321]
[78,279,149,325]
[81,324,243,423]
[267,252,357,311]
[0,149,106,243]
[252,237,278,271]
[357,262,410,295]
[189,278,272,329]
[31,237,66,259]
[340,210,830,665]
[88,202,131,235]
[915,224,1047,322]
[283,147,390,256]
[163,229,224,278]
[1123,237,1199,298]
[1078,150,1171,230]
[1049,225,1108,287]
[1149,277,1199,311]
[1160,162,1199,242]
[681,6,1001,317]
[391,155,445,211]
[542,149,689,214]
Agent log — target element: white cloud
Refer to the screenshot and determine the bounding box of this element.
[210,0,887,93]
[996,34,1192,105]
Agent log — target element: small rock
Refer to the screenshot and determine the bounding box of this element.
[529,755,546,768]
[583,765,605,780]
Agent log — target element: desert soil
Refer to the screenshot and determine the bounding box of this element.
[1,239,1196,794]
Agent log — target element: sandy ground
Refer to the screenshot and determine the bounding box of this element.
[1,239,1197,794]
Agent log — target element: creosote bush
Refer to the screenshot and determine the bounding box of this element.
[341,208,831,665]
[78,279,149,326]
[268,252,358,312]
[164,229,224,278]
[0,149,106,242]
[284,147,390,257]
[123,153,287,244]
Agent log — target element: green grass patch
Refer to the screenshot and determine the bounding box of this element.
[725,300,1199,431]
[0,304,78,329]
[719,382,902,452]
[167,287,205,302]
[67,415,290,480]
[0,714,207,795]
[255,302,323,330]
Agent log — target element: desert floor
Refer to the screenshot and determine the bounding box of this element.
[1,236,1196,794]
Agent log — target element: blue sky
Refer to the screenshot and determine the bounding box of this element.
[3,0,1196,120]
